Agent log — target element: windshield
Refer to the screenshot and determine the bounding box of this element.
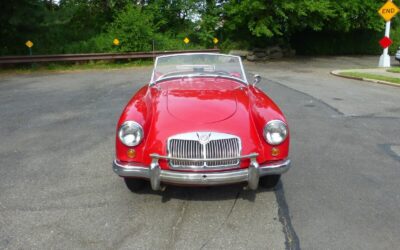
[151,53,247,84]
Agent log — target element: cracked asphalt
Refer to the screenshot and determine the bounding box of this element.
[1,56,399,249]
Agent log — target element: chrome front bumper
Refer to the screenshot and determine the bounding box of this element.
[112,153,290,191]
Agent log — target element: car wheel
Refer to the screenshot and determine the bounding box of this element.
[124,178,146,192]
[259,175,280,189]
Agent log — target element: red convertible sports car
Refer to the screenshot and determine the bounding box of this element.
[112,53,290,192]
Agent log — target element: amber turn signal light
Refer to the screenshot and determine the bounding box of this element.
[271,147,280,157]
[127,149,136,158]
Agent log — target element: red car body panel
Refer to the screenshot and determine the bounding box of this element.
[115,76,289,171]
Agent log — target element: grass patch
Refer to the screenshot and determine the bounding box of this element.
[386,67,400,73]
[0,59,153,75]
[339,71,400,85]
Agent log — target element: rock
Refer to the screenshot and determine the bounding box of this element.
[244,46,293,61]
[283,48,296,57]
[266,46,283,59]
[260,56,270,61]
[229,50,250,57]
[266,46,282,54]
[246,54,257,61]
[269,51,283,59]
[254,51,267,58]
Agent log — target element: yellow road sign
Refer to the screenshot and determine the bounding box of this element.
[213,37,219,44]
[183,37,190,44]
[113,38,120,46]
[25,40,33,48]
[378,1,399,22]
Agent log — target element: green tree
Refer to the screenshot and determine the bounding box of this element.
[221,0,384,48]
[0,0,47,55]
[0,0,390,56]
[107,5,155,52]
[196,0,223,47]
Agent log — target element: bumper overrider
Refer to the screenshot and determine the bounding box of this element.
[112,153,291,191]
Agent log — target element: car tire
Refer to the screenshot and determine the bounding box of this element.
[124,178,146,192]
[259,175,280,189]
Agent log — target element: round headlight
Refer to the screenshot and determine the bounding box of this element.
[263,120,288,145]
[118,121,144,147]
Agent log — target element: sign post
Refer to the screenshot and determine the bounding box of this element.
[213,37,219,45]
[213,37,219,49]
[183,37,190,44]
[25,40,33,56]
[183,37,190,50]
[378,0,399,67]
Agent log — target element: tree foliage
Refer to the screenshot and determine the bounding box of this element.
[0,0,388,56]
[222,0,384,40]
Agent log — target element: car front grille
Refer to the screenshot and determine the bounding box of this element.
[168,132,241,170]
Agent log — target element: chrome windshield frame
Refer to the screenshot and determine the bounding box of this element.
[149,53,248,86]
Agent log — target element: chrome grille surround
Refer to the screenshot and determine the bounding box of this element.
[167,132,242,170]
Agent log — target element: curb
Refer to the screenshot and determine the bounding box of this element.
[330,70,400,88]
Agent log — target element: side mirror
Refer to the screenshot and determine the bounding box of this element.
[253,74,261,86]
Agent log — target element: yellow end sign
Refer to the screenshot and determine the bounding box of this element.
[213,37,219,44]
[183,37,190,44]
[378,1,399,22]
[113,38,120,46]
[25,40,33,48]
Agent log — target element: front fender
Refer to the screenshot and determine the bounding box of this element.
[248,85,290,162]
[116,85,153,163]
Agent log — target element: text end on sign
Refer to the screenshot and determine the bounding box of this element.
[378,1,400,22]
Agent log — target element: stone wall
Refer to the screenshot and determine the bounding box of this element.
[229,47,296,61]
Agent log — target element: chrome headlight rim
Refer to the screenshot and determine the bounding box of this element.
[118,121,144,147]
[263,120,288,146]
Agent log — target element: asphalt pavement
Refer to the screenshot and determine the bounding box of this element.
[248,56,400,249]
[0,56,399,249]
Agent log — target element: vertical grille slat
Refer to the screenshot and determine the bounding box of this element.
[168,132,241,170]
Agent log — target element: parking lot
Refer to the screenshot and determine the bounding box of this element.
[1,56,400,249]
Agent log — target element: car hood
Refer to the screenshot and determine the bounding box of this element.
[167,87,238,124]
[149,78,249,129]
